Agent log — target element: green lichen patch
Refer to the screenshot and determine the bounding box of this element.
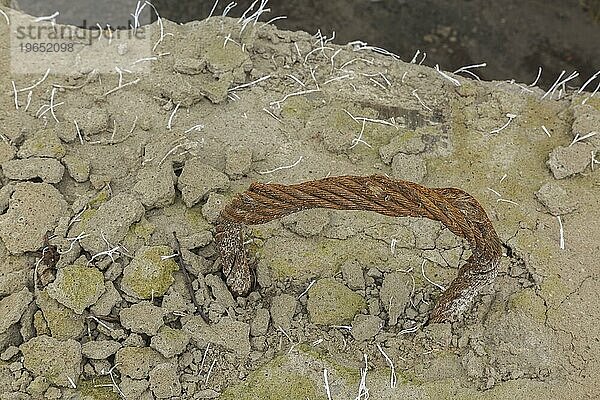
[78,377,121,400]
[120,245,179,299]
[36,289,85,340]
[220,356,323,400]
[123,217,156,254]
[87,190,110,209]
[307,278,365,325]
[46,265,105,314]
[508,290,547,322]
[17,130,66,159]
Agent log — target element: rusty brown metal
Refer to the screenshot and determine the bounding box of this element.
[215,175,502,323]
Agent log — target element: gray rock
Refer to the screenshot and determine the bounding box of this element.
[184,316,250,357]
[63,107,109,136]
[201,193,226,223]
[282,209,330,237]
[535,182,578,215]
[174,57,206,75]
[462,351,485,379]
[0,184,15,214]
[123,333,146,348]
[120,245,179,300]
[149,363,182,399]
[423,323,452,347]
[571,104,600,140]
[178,230,213,250]
[351,314,382,341]
[225,146,253,177]
[0,183,68,254]
[194,389,221,399]
[2,157,64,183]
[150,326,191,358]
[77,193,145,255]
[17,131,66,159]
[62,154,90,183]
[133,164,176,209]
[547,143,593,179]
[0,254,30,296]
[46,265,105,314]
[81,340,121,359]
[204,274,235,309]
[120,302,166,336]
[177,159,229,207]
[380,272,412,326]
[270,294,296,331]
[90,281,122,316]
[0,346,19,361]
[0,142,16,164]
[26,376,50,398]
[35,290,85,340]
[20,335,81,387]
[379,130,426,164]
[45,386,62,399]
[367,298,381,316]
[161,289,195,315]
[391,153,427,183]
[340,259,365,290]
[115,346,167,379]
[0,288,33,334]
[307,278,365,325]
[120,377,150,400]
[250,308,270,337]
[0,324,21,353]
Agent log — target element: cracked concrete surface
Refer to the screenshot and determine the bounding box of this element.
[0,5,599,400]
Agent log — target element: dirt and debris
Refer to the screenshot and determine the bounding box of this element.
[0,3,599,400]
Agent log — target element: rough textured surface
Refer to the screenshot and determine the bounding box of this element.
[0,7,599,400]
[351,314,383,341]
[270,294,297,331]
[46,265,105,314]
[115,346,167,379]
[547,143,594,179]
[120,245,179,299]
[120,302,166,335]
[62,154,90,183]
[17,130,66,159]
[0,182,67,254]
[75,193,145,255]
[20,336,81,387]
[0,288,32,334]
[149,363,182,399]
[307,278,365,325]
[133,164,177,209]
[1,157,65,183]
[177,158,230,207]
[380,272,413,326]
[535,182,578,215]
[81,340,121,359]
[184,316,250,357]
[36,290,85,340]
[150,326,191,358]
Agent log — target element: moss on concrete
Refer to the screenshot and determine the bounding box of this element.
[78,377,121,400]
[307,278,365,325]
[220,356,324,400]
[46,265,105,314]
[121,245,179,299]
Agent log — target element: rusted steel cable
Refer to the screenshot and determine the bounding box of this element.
[215,175,502,323]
